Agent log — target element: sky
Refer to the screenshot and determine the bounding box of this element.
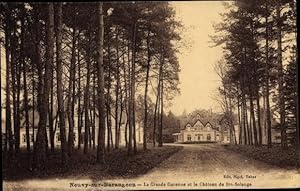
[168,1,225,116]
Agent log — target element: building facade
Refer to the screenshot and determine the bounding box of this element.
[2,116,144,149]
[173,118,230,143]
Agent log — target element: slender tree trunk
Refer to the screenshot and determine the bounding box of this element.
[242,96,247,145]
[96,2,106,163]
[49,54,55,152]
[34,6,44,154]
[127,34,133,155]
[229,96,237,145]
[84,29,91,154]
[32,60,35,145]
[88,113,92,148]
[23,53,30,153]
[117,99,123,149]
[256,89,262,145]
[114,32,120,149]
[237,95,242,144]
[262,91,267,143]
[67,26,77,156]
[109,122,113,149]
[264,1,272,148]
[153,71,161,147]
[35,3,54,169]
[242,94,248,145]
[122,40,130,148]
[131,22,137,154]
[115,93,120,150]
[143,29,151,150]
[249,106,253,145]
[5,13,13,157]
[133,100,137,153]
[106,43,112,152]
[122,41,129,148]
[11,29,18,156]
[266,84,272,147]
[55,3,67,164]
[246,102,252,145]
[77,44,82,150]
[20,14,31,153]
[223,84,235,144]
[250,93,258,146]
[15,33,21,155]
[276,1,287,148]
[158,53,164,147]
[92,71,96,150]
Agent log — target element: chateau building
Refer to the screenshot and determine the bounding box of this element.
[173,113,230,143]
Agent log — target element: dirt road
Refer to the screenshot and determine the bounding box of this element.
[4,144,300,190]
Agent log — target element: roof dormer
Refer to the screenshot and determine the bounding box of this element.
[185,123,191,131]
[205,122,213,130]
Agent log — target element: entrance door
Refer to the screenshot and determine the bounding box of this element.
[216,134,220,141]
[207,134,211,141]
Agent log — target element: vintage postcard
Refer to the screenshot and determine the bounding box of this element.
[1,1,299,190]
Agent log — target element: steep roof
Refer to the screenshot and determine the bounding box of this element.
[181,118,218,130]
[192,119,205,127]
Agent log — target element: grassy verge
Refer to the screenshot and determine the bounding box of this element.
[3,145,182,181]
[223,144,300,169]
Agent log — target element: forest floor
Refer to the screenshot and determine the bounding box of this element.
[2,145,182,181]
[3,143,300,190]
[223,144,300,169]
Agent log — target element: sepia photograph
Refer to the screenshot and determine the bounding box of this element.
[1,1,299,190]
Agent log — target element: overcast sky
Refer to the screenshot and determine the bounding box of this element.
[169,1,225,116]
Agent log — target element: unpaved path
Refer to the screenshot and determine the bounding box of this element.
[4,144,300,190]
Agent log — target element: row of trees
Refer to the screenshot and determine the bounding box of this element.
[212,0,298,148]
[0,2,181,169]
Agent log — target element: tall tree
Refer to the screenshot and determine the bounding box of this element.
[35,3,54,169]
[276,0,287,148]
[55,2,67,164]
[143,29,151,150]
[83,28,92,154]
[67,25,77,156]
[264,0,272,148]
[96,2,106,164]
[4,7,13,156]
[21,7,31,153]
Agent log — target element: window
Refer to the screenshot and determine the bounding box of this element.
[31,134,34,142]
[216,134,220,141]
[2,133,6,145]
[23,134,26,143]
[207,134,211,141]
[22,134,34,143]
[196,134,203,141]
[56,132,61,142]
[206,124,211,130]
[80,133,85,144]
[187,134,191,141]
[224,135,227,141]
